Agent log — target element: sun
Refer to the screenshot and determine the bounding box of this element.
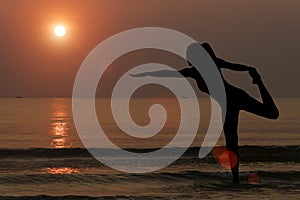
[54,25,66,37]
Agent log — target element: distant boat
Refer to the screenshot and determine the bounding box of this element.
[16,96,23,98]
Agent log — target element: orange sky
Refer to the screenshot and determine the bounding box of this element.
[0,0,299,97]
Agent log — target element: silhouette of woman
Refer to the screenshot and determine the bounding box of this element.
[130,42,279,183]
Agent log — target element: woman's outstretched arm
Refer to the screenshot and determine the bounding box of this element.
[130,68,189,78]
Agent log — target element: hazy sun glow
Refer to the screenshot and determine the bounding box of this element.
[54,25,66,37]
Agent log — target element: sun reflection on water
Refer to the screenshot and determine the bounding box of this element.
[50,100,72,148]
[50,137,71,149]
[45,167,80,174]
[53,121,68,137]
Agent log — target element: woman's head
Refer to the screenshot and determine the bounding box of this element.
[186,42,217,66]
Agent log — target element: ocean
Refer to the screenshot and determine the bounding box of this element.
[0,98,299,199]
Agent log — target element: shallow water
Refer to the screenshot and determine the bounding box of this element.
[0,98,299,199]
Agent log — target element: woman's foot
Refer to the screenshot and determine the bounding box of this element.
[231,179,240,185]
[249,68,261,84]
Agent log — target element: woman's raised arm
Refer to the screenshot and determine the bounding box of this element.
[216,58,253,71]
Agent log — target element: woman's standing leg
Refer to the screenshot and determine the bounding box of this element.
[223,109,240,183]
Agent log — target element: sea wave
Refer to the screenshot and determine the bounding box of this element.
[1,170,299,185]
[0,146,299,162]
